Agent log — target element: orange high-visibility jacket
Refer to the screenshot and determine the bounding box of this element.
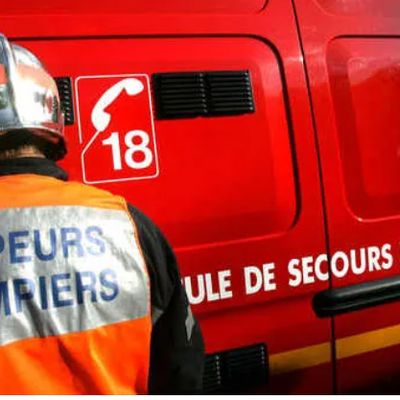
[0,174,152,394]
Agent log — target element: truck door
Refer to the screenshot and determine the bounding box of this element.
[3,0,332,393]
[294,0,400,393]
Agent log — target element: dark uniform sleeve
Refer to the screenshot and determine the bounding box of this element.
[127,204,205,394]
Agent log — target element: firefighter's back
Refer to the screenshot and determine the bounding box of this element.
[0,173,151,394]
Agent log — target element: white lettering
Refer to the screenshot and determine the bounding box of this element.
[182,270,234,304]
[262,263,277,291]
[350,248,366,275]
[368,246,381,271]
[315,254,329,281]
[288,259,302,287]
[204,273,220,302]
[381,243,393,270]
[244,266,263,295]
[331,251,349,279]
[302,256,315,285]
[183,275,205,305]
[218,270,233,299]
[183,243,395,302]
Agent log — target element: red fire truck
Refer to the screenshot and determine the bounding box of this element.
[2,0,400,393]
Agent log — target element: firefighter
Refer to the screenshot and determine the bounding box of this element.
[0,34,204,394]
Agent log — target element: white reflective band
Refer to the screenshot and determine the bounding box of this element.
[0,205,150,346]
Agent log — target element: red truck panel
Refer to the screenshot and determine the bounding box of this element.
[315,0,400,17]
[3,0,267,15]
[294,0,400,393]
[327,39,400,219]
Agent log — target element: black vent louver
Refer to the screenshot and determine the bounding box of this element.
[153,70,254,120]
[153,73,207,119]
[206,71,255,116]
[203,343,268,394]
[55,77,74,125]
[203,354,222,393]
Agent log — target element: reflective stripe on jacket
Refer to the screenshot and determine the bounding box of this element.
[0,173,152,394]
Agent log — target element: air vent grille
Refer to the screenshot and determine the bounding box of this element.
[55,77,74,125]
[206,71,255,116]
[153,70,254,120]
[203,354,222,393]
[203,343,268,394]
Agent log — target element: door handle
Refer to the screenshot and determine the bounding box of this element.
[313,275,400,317]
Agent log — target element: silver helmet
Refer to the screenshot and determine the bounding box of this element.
[0,33,65,160]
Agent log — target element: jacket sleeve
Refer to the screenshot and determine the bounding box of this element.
[127,204,205,394]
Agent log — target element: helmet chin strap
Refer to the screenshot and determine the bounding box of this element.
[0,146,45,160]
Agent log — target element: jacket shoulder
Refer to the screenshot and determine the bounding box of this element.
[52,179,128,210]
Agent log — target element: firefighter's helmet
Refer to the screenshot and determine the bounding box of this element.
[0,33,65,160]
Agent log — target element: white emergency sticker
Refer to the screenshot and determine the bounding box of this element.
[75,74,159,184]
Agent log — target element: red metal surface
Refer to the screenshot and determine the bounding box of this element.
[327,39,400,220]
[1,0,268,15]
[1,0,332,393]
[294,0,400,393]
